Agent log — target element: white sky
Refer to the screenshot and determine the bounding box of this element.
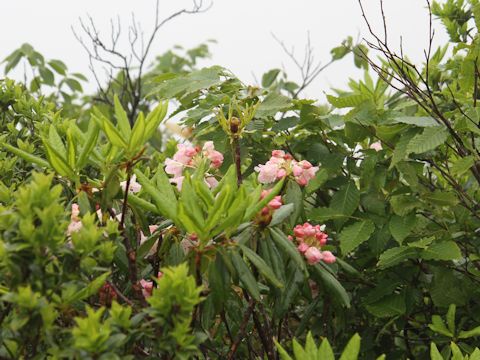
[0,0,448,101]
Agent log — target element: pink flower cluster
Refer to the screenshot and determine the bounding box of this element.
[67,203,83,235]
[255,150,318,186]
[289,222,336,265]
[165,141,224,190]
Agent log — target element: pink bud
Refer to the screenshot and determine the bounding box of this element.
[276,168,287,179]
[322,251,336,264]
[369,141,383,152]
[140,279,154,298]
[268,196,283,210]
[305,247,323,265]
[272,150,285,158]
[297,242,310,253]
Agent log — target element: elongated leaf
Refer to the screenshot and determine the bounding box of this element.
[128,194,158,214]
[407,127,448,154]
[144,101,168,141]
[134,169,177,220]
[451,155,475,176]
[269,227,307,274]
[339,333,361,360]
[76,121,99,169]
[128,112,145,153]
[43,140,76,179]
[114,95,131,139]
[93,114,128,149]
[313,263,351,308]
[240,245,283,288]
[0,142,50,168]
[244,178,284,221]
[393,116,439,127]
[230,250,261,301]
[66,128,76,168]
[48,126,66,158]
[318,338,335,360]
[446,304,456,335]
[273,340,294,360]
[459,325,480,339]
[339,220,375,254]
[309,207,350,222]
[430,343,444,360]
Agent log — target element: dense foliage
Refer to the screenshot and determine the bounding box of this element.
[3,1,480,358]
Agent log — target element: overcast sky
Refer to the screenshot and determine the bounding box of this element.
[1,0,448,100]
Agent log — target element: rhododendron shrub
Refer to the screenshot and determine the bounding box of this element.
[3,3,480,357]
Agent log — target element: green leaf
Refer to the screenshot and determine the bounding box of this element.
[48,126,66,158]
[318,338,335,360]
[269,227,307,274]
[424,191,459,207]
[0,142,50,168]
[153,66,223,99]
[446,304,456,335]
[128,112,145,153]
[339,333,361,360]
[144,101,168,141]
[274,340,294,360]
[283,180,303,227]
[48,59,67,75]
[93,113,128,149]
[365,293,406,318]
[292,338,308,359]
[407,127,448,154]
[389,214,416,245]
[76,122,99,169]
[256,92,292,117]
[230,250,261,301]
[430,343,444,360]
[393,116,440,127]
[339,220,375,254]
[312,263,351,308]
[421,241,462,261]
[459,326,480,339]
[244,178,284,221]
[270,203,295,227]
[262,69,281,87]
[134,169,177,220]
[114,95,131,139]
[309,207,350,222]
[377,246,417,269]
[330,181,360,217]
[240,245,283,288]
[451,156,475,176]
[43,140,76,179]
[327,94,369,108]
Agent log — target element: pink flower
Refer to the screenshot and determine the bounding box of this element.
[305,247,323,265]
[67,220,83,235]
[272,150,286,158]
[297,242,310,253]
[169,176,184,191]
[205,176,219,189]
[165,158,184,178]
[203,141,224,169]
[120,174,142,194]
[140,279,154,298]
[369,141,383,152]
[268,196,282,210]
[173,144,198,165]
[293,161,318,187]
[322,251,336,264]
[71,203,80,221]
[255,163,281,184]
[255,190,283,226]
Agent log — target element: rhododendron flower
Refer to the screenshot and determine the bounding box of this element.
[67,203,83,235]
[255,150,319,187]
[165,141,224,191]
[120,174,142,194]
[140,272,163,298]
[203,141,224,168]
[289,222,335,265]
[369,141,383,151]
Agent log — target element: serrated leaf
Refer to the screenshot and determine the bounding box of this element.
[377,246,417,269]
[256,92,292,117]
[339,220,375,254]
[389,214,416,244]
[330,181,360,217]
[262,68,281,87]
[407,127,448,154]
[421,241,462,261]
[393,116,440,127]
[327,94,369,108]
